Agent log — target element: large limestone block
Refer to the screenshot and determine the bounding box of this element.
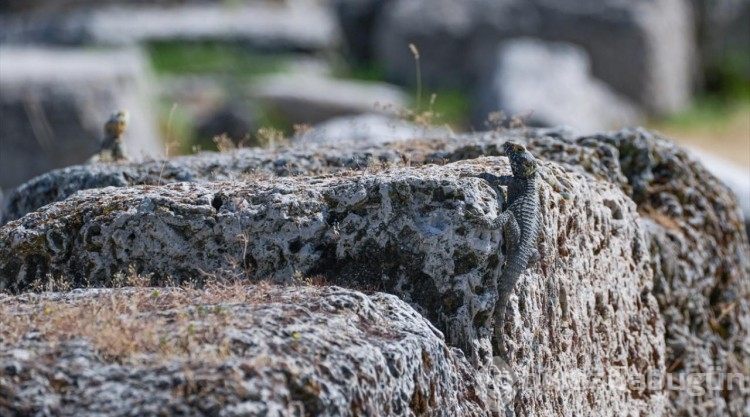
[1,144,666,416]
[0,285,494,416]
[2,127,748,415]
[435,129,750,417]
[0,143,407,225]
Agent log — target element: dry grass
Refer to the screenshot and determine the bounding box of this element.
[0,279,280,365]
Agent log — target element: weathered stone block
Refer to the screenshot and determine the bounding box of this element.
[1,127,747,416]
[0,285,495,416]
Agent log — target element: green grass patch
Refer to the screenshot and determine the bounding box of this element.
[337,61,471,129]
[658,95,749,130]
[157,100,197,154]
[147,41,288,76]
[333,61,388,82]
[422,89,470,129]
[704,50,750,101]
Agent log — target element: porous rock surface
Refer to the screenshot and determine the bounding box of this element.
[0,144,405,226]
[1,128,748,416]
[0,285,493,416]
[437,128,750,417]
[2,132,667,416]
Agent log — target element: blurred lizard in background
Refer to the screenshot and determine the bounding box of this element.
[90,110,130,163]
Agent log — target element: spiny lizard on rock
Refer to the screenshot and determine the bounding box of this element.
[467,141,542,356]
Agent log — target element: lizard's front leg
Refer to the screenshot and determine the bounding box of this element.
[466,209,514,231]
[463,176,511,229]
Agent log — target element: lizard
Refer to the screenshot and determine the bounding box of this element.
[466,141,542,356]
[91,110,130,163]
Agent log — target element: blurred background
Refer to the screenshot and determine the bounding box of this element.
[0,0,748,209]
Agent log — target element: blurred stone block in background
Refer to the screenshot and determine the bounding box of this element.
[294,113,452,146]
[250,74,409,125]
[0,46,162,191]
[473,38,644,133]
[0,1,340,51]
[373,0,695,116]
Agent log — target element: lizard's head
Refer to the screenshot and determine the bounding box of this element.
[104,110,129,138]
[503,141,538,178]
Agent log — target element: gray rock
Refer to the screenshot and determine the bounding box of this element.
[0,2,340,51]
[473,38,643,133]
[446,129,750,417]
[374,0,475,88]
[3,164,508,357]
[250,74,409,125]
[295,113,452,145]
[684,145,750,237]
[374,0,694,114]
[2,133,670,416]
[0,143,410,225]
[0,285,494,416]
[0,46,162,191]
[2,128,748,416]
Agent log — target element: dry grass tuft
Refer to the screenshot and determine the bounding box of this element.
[255,126,287,148]
[0,278,278,365]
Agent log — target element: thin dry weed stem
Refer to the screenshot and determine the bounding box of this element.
[408,43,422,112]
[159,102,179,183]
